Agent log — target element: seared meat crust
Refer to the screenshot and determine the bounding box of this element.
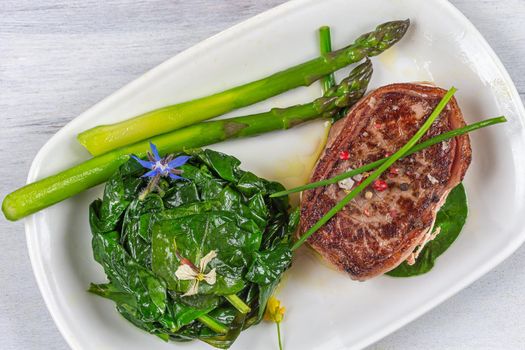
[299,83,472,280]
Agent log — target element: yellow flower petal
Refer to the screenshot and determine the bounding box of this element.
[264,296,285,323]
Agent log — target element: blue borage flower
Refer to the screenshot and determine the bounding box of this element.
[132,142,190,180]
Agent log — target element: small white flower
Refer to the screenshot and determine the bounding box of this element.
[175,250,218,297]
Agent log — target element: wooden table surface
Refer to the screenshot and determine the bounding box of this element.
[1,1,524,349]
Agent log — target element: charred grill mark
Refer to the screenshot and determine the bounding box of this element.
[380,223,398,239]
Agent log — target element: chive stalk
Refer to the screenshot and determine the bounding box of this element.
[291,87,458,251]
[271,116,506,198]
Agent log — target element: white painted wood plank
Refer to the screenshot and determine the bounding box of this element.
[0,1,523,349]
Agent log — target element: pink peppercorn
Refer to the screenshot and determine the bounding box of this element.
[339,150,350,160]
[373,180,388,191]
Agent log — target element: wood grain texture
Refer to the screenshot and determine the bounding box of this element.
[0,1,523,349]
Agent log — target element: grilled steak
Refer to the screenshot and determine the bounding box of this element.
[299,83,472,280]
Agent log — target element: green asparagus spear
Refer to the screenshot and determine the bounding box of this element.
[270,116,507,198]
[77,20,410,156]
[2,60,373,221]
[319,26,336,93]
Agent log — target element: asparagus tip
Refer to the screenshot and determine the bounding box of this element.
[358,19,411,57]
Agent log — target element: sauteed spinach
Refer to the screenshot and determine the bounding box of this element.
[88,148,297,348]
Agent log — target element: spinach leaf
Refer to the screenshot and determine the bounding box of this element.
[88,282,137,308]
[236,171,268,197]
[151,211,262,295]
[91,229,167,321]
[117,305,171,341]
[89,160,145,234]
[263,206,299,250]
[121,195,164,267]
[199,307,247,350]
[167,295,218,331]
[163,181,200,208]
[257,279,281,321]
[196,149,241,182]
[386,184,468,277]
[246,244,292,285]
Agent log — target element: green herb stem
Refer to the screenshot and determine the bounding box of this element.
[291,87,457,251]
[224,294,251,314]
[319,26,336,93]
[197,315,229,334]
[271,116,506,198]
[277,322,283,350]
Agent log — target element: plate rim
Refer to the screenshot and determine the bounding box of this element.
[23,0,525,349]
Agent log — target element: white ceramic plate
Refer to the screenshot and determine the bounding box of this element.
[25,0,525,349]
